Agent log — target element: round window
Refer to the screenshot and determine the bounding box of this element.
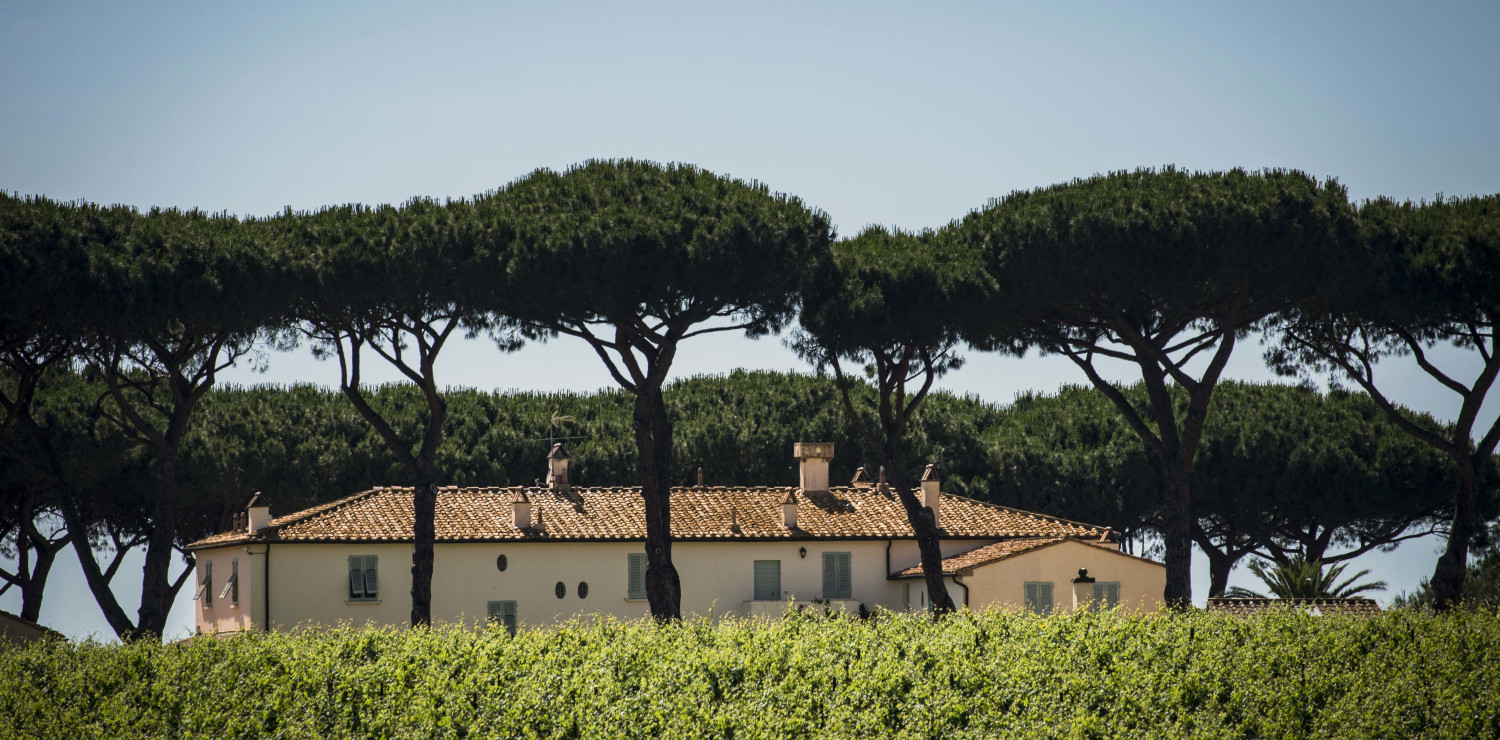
[577,582,589,599]
[496,554,508,572]
[555,581,566,599]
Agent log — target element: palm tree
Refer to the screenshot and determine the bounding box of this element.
[1225,556,1387,599]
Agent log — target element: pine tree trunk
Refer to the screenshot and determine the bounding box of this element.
[134,453,179,640]
[885,458,956,616]
[1161,465,1193,610]
[1432,460,1480,611]
[410,476,438,627]
[635,386,681,621]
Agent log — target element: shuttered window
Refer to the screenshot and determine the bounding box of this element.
[753,560,781,601]
[218,560,239,603]
[822,551,852,600]
[349,555,379,601]
[627,553,647,600]
[1024,582,1054,615]
[1093,582,1121,610]
[196,561,212,606]
[487,600,518,636]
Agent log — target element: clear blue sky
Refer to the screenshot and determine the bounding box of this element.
[3,1,1497,640]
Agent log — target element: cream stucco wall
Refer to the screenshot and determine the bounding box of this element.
[959,540,1165,613]
[192,537,1160,633]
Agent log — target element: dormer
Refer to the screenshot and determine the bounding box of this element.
[780,489,799,529]
[850,467,873,489]
[512,490,532,529]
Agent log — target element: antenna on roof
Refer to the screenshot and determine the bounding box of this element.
[526,410,588,447]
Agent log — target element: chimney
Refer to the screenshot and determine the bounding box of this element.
[246,493,271,533]
[547,443,570,491]
[794,442,834,493]
[850,467,873,488]
[512,490,532,529]
[919,464,941,528]
[780,489,799,529]
[1072,568,1097,612]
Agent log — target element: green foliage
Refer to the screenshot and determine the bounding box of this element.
[2,609,1497,739]
[1227,556,1388,600]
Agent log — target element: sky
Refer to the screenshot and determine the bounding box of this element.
[3,1,1498,641]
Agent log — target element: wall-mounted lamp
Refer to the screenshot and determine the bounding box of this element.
[799,546,807,559]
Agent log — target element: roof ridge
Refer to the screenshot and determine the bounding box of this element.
[940,492,1106,534]
[268,487,388,530]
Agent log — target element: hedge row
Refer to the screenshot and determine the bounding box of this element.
[3,608,1497,739]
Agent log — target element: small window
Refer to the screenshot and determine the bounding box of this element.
[487,600,518,636]
[821,552,852,600]
[555,581,566,599]
[1092,582,1121,610]
[627,553,647,599]
[1024,582,1054,615]
[753,560,781,601]
[496,554,508,572]
[349,555,379,601]
[577,582,589,599]
[196,561,212,606]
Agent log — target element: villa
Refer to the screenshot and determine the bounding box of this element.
[186,442,1165,634]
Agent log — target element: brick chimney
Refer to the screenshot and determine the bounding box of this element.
[512,490,532,529]
[780,489,799,529]
[246,493,271,533]
[794,442,833,493]
[547,443,570,491]
[919,465,941,528]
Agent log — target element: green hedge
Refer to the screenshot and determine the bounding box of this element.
[3,609,1497,739]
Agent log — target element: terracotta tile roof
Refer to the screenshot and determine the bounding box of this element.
[186,485,1110,550]
[1205,597,1383,617]
[891,537,1066,578]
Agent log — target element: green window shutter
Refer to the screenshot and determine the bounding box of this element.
[363,556,378,598]
[349,556,364,599]
[1093,582,1105,611]
[1039,582,1054,615]
[627,553,647,599]
[1024,582,1038,612]
[1105,582,1120,608]
[822,552,851,599]
[487,600,518,636]
[219,561,238,602]
[753,561,781,601]
[202,562,213,606]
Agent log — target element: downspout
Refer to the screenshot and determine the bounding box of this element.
[953,574,970,609]
[885,539,893,580]
[262,543,271,632]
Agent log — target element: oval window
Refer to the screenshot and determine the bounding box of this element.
[496,554,508,572]
[577,582,589,599]
[555,581,566,599]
